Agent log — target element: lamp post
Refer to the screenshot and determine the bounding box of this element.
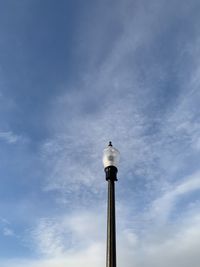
[103,142,120,267]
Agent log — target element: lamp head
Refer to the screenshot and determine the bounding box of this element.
[102,142,120,169]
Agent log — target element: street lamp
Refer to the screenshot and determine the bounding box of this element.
[103,141,120,267]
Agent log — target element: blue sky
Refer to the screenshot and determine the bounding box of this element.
[1,0,200,266]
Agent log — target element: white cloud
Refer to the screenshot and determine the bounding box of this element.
[3,227,15,237]
[0,130,29,145]
[0,131,20,144]
[0,218,10,225]
[150,171,200,222]
[0,245,105,267]
[31,218,66,257]
[141,215,200,267]
[30,209,107,258]
[3,211,200,267]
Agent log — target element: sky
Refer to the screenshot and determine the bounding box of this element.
[0,0,200,266]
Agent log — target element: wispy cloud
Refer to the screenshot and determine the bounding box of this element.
[0,131,21,144]
[0,218,16,237]
[4,210,200,267]
[30,209,106,257]
[150,171,200,222]
[0,130,29,145]
[3,227,15,237]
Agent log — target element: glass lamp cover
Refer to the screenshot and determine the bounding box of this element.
[103,143,120,168]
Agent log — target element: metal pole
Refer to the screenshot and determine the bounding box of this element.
[105,166,117,267]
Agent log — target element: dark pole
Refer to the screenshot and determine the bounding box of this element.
[105,163,118,267]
